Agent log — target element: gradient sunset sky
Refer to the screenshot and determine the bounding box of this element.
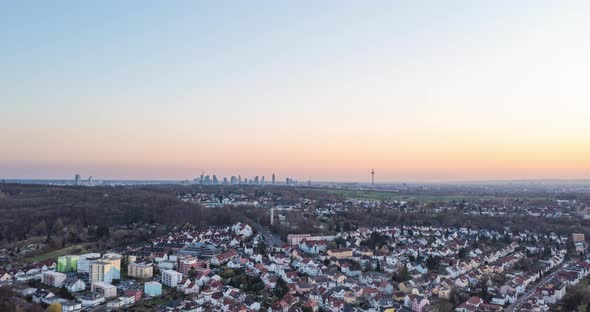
[1,1,590,182]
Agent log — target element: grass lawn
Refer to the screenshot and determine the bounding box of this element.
[25,242,94,262]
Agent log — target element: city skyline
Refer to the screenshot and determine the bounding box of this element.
[2,1,590,182]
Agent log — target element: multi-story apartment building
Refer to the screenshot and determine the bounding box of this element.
[144,281,162,297]
[42,271,67,287]
[128,262,153,279]
[287,234,312,246]
[161,269,182,287]
[90,260,114,284]
[91,282,117,298]
[57,255,79,272]
[77,253,101,274]
[102,253,122,280]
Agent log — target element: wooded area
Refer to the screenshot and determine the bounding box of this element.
[0,184,233,247]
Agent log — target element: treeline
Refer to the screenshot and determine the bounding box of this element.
[0,183,344,247]
[2,183,587,248]
[0,286,43,311]
[0,184,239,246]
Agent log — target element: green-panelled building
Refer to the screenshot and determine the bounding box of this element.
[57,255,79,272]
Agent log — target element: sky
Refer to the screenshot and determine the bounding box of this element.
[1,1,590,182]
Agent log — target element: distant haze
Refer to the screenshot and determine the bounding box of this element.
[1,1,589,182]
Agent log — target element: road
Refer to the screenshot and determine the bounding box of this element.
[247,219,284,247]
[506,262,567,312]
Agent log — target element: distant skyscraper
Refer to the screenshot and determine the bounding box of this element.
[371,168,375,185]
[261,176,265,185]
[272,173,275,184]
[238,175,242,184]
[212,175,219,184]
[74,174,81,186]
[254,176,259,185]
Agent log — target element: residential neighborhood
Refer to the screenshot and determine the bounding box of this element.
[1,220,587,311]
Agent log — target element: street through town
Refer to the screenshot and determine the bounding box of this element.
[506,262,567,312]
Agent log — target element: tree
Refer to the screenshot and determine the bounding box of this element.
[392,266,410,283]
[561,285,590,311]
[342,222,352,232]
[458,248,468,260]
[503,233,511,244]
[245,276,265,293]
[426,256,440,271]
[274,277,288,298]
[56,286,74,300]
[48,302,62,312]
[32,220,48,236]
[257,240,268,255]
[478,279,491,302]
[52,218,65,233]
[541,246,553,260]
[435,300,454,312]
[449,288,461,306]
[188,267,197,279]
[119,250,130,267]
[96,225,110,239]
[366,231,387,249]
[0,286,43,311]
[515,258,530,272]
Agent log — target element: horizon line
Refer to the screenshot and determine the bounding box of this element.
[2,177,590,185]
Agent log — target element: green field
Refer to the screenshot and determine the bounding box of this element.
[315,188,542,202]
[25,243,94,262]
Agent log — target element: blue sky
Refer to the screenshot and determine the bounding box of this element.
[1,1,590,181]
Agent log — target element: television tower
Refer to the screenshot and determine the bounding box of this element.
[371,168,375,185]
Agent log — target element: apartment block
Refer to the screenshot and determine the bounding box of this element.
[128,262,153,279]
[42,271,67,287]
[161,269,182,287]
